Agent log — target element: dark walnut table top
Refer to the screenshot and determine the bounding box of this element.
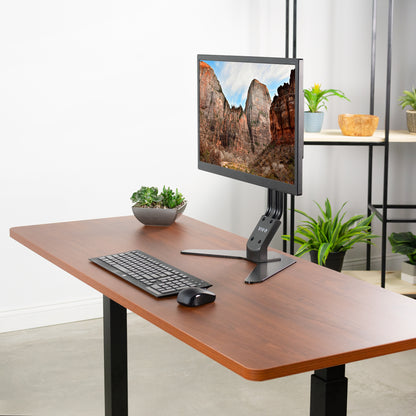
[10,215,416,381]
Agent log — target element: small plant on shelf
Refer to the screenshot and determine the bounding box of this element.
[398,88,416,111]
[282,199,377,271]
[304,83,349,113]
[398,88,416,134]
[303,83,349,133]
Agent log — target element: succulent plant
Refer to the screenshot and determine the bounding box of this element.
[131,186,185,209]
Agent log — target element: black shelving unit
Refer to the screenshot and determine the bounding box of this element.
[366,0,416,287]
[282,0,297,256]
[289,0,416,289]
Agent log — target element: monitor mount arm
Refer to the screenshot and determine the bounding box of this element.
[181,189,296,283]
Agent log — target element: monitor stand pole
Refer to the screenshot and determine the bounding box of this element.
[181,189,296,284]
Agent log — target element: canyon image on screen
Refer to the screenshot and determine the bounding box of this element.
[199,60,296,184]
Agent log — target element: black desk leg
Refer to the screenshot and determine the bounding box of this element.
[103,296,128,416]
[310,365,348,416]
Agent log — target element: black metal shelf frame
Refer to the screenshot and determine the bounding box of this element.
[282,0,297,256]
[286,0,416,288]
[364,0,416,287]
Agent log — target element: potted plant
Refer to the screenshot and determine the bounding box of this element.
[398,88,416,134]
[282,199,377,271]
[131,186,186,226]
[388,231,416,284]
[304,83,349,133]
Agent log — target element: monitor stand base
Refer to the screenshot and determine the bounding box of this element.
[180,248,295,283]
[181,188,296,284]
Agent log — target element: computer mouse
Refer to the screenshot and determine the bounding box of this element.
[177,287,216,307]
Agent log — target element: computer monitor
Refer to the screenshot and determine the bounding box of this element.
[182,54,304,283]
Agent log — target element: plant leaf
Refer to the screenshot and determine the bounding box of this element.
[318,243,332,265]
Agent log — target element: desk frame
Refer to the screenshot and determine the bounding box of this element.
[103,296,128,415]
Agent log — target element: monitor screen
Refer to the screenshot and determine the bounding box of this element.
[198,54,303,195]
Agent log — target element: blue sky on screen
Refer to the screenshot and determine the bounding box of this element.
[204,60,294,108]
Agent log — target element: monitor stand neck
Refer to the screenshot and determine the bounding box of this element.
[181,189,296,284]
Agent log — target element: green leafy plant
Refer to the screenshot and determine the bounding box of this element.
[282,199,377,266]
[398,88,416,111]
[304,83,349,113]
[131,186,185,209]
[388,232,416,265]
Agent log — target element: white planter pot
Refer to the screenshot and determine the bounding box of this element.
[401,261,416,284]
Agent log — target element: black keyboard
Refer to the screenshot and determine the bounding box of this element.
[90,249,212,298]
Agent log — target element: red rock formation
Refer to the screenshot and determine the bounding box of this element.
[245,79,271,152]
[222,105,249,150]
[199,61,251,163]
[199,61,229,146]
[269,69,296,145]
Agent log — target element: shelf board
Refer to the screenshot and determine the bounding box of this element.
[343,270,416,296]
[305,129,416,145]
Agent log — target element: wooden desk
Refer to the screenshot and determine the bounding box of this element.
[10,216,416,415]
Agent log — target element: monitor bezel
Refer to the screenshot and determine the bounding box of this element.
[197,54,303,196]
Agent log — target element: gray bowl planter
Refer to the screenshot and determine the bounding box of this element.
[401,261,416,284]
[132,202,187,226]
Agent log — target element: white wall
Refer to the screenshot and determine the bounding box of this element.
[1,0,415,332]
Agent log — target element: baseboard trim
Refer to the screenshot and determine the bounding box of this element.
[0,297,104,333]
[343,253,405,271]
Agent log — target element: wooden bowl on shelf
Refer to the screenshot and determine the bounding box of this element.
[338,114,379,136]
